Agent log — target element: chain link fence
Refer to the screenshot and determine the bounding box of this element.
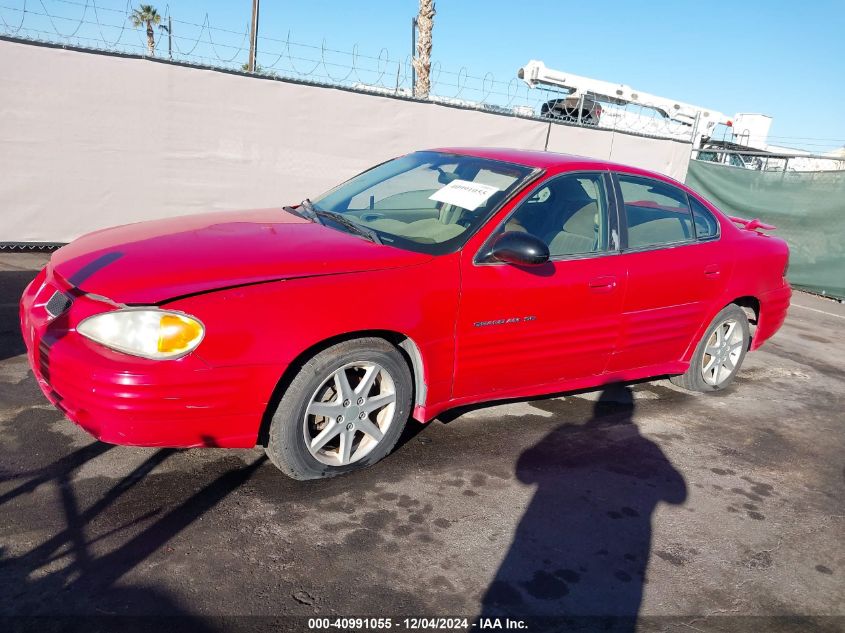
[692,148,845,173]
[0,0,699,142]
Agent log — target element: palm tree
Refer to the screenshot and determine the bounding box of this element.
[129,4,161,57]
[412,0,435,98]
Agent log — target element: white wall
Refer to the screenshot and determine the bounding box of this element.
[0,39,691,242]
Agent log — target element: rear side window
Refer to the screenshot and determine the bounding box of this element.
[618,175,694,249]
[688,195,720,239]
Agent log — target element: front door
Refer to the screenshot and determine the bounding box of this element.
[453,172,626,399]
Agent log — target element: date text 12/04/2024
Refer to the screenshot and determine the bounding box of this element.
[307,617,527,629]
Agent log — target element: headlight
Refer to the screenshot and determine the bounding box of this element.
[77,309,204,359]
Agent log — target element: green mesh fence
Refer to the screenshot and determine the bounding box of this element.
[686,160,845,299]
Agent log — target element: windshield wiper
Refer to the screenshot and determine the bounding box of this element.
[315,210,382,244]
[283,200,381,244]
[282,199,322,224]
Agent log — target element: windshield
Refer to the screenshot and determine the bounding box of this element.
[310,151,537,254]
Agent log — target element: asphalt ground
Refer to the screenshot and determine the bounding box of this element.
[0,252,842,633]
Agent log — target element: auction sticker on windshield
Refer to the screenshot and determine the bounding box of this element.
[429,180,499,211]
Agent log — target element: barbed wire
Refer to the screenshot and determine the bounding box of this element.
[7,0,838,152]
[0,0,26,33]
[91,0,129,47]
[0,0,721,142]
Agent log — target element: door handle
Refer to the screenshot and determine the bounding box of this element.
[589,276,617,293]
[703,264,721,279]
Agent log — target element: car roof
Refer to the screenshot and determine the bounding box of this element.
[431,146,684,186]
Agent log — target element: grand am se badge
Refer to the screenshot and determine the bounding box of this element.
[473,316,537,327]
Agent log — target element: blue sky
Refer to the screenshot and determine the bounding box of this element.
[5,0,844,152]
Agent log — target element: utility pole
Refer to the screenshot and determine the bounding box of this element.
[248,0,260,72]
[159,15,172,60]
[411,16,417,93]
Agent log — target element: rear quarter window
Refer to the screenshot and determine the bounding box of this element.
[688,195,720,239]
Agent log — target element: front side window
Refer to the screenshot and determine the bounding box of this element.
[618,175,694,249]
[312,151,536,254]
[488,173,610,259]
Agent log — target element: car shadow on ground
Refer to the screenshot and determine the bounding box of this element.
[474,384,688,632]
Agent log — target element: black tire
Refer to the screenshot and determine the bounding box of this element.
[265,338,412,480]
[670,304,750,392]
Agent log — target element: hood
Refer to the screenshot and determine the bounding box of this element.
[51,209,432,304]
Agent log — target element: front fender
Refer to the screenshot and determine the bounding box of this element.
[164,255,461,414]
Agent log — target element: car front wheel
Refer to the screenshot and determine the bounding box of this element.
[265,338,412,480]
[670,304,750,392]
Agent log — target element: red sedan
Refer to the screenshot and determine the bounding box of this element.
[20,148,791,479]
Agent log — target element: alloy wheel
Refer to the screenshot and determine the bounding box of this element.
[303,361,397,466]
[701,318,745,386]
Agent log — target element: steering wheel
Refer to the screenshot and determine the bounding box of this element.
[456,207,484,228]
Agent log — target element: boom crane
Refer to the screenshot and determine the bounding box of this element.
[518,60,733,147]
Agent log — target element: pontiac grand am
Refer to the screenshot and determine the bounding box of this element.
[20,148,791,479]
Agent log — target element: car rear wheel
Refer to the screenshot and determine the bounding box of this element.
[670,304,750,392]
[265,338,412,480]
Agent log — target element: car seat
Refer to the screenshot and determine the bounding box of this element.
[627,217,686,248]
[543,179,600,256]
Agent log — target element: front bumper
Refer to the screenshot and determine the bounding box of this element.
[20,266,280,448]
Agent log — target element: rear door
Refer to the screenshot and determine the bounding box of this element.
[453,172,627,398]
[607,173,731,372]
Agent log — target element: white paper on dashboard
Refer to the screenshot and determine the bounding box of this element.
[428,180,500,211]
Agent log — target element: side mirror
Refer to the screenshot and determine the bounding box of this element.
[490,231,550,266]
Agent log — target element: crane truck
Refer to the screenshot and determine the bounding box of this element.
[518,60,733,147]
